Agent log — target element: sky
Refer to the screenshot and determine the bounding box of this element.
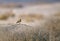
[0,0,60,3]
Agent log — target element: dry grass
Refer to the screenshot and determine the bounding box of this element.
[0,14,8,20]
[18,14,44,23]
[54,12,60,17]
[0,12,60,41]
[0,12,15,20]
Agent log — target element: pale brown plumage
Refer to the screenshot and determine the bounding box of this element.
[16,19,21,23]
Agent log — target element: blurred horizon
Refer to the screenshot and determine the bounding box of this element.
[0,0,60,3]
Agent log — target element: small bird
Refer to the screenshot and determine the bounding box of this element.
[16,19,21,23]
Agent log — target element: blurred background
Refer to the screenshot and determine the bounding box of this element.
[0,0,60,26]
[0,0,60,41]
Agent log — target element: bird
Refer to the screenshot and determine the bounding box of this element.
[16,19,21,23]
